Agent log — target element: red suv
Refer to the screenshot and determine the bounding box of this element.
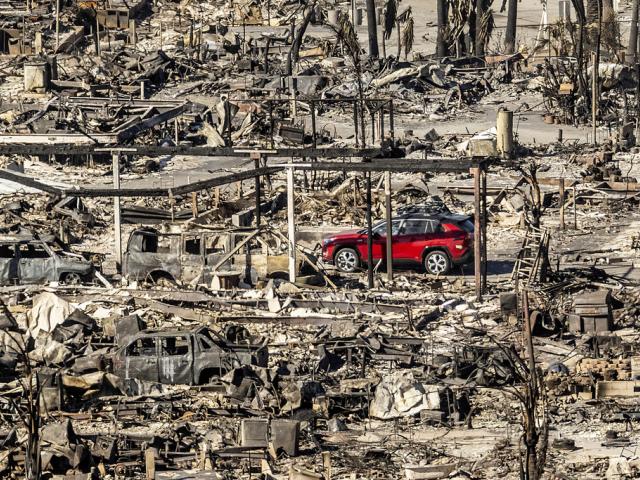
[322,213,474,275]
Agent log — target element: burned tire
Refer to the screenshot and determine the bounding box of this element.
[334,248,360,273]
[147,272,176,288]
[61,272,83,285]
[424,250,451,275]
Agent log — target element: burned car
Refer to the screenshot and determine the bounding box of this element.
[122,227,299,285]
[111,326,268,385]
[0,234,93,286]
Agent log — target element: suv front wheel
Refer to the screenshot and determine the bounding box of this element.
[61,272,83,285]
[424,251,450,275]
[334,248,360,273]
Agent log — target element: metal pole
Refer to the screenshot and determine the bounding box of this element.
[310,100,317,148]
[55,0,60,52]
[573,184,577,229]
[253,154,261,227]
[353,100,359,147]
[385,171,393,282]
[389,100,395,143]
[559,178,565,230]
[481,167,487,293]
[522,289,536,378]
[366,171,374,289]
[628,0,639,64]
[473,166,482,302]
[592,51,598,145]
[112,152,122,271]
[287,161,296,282]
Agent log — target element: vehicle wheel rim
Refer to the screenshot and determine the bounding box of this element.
[64,273,81,285]
[427,254,447,274]
[336,250,357,272]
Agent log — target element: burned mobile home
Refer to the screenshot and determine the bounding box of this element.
[1,0,640,479]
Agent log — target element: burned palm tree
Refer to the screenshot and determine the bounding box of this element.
[381,0,413,59]
[381,0,397,58]
[327,12,366,147]
[401,8,414,60]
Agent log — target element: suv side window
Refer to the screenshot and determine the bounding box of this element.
[401,220,428,235]
[425,220,441,234]
[373,220,402,236]
[18,243,51,258]
[184,235,201,255]
[160,336,190,355]
[0,244,15,258]
[127,338,157,357]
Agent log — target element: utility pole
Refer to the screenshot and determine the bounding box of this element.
[436,0,448,57]
[628,0,639,64]
[475,0,485,57]
[366,0,379,58]
[504,0,518,54]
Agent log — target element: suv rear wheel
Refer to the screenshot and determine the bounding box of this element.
[334,248,360,273]
[61,272,83,285]
[424,251,450,275]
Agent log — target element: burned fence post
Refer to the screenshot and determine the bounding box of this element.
[385,171,393,282]
[366,170,374,289]
[287,161,297,282]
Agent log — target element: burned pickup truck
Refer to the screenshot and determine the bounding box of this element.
[111,326,268,385]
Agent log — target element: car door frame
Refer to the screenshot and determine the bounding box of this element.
[180,233,204,284]
[121,336,160,382]
[0,243,19,286]
[157,334,194,384]
[17,240,56,284]
[392,219,430,263]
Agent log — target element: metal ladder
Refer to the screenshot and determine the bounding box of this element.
[511,226,550,286]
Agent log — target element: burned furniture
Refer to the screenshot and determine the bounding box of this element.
[110,326,268,385]
[315,333,426,373]
[568,289,614,333]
